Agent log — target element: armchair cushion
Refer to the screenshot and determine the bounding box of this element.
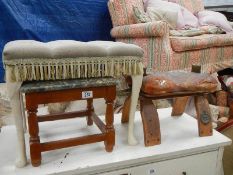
[111,21,168,38]
[170,34,233,52]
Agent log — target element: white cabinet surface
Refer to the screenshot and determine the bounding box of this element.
[102,151,219,175]
[0,108,231,175]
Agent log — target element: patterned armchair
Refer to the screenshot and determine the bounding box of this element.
[108,0,233,73]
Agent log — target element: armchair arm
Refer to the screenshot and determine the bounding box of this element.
[111,21,169,38]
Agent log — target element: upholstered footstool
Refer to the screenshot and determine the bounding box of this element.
[3,40,144,167]
[122,71,218,146]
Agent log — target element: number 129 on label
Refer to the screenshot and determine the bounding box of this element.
[82,91,93,99]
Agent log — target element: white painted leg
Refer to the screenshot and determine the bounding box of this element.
[20,92,27,133]
[7,82,27,167]
[128,75,143,145]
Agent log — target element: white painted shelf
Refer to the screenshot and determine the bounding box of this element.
[0,108,231,175]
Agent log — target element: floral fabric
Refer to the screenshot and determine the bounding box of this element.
[132,6,151,23]
[170,26,224,37]
[173,46,233,73]
[200,26,224,34]
[170,34,233,52]
[118,35,233,74]
[170,29,206,37]
[108,0,233,74]
[108,0,144,27]
[111,21,167,38]
[117,34,173,72]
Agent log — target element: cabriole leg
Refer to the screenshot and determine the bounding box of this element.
[128,75,143,145]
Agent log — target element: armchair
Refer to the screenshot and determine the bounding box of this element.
[108,0,233,147]
[108,0,233,73]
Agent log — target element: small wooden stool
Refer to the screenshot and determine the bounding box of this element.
[20,78,116,167]
[122,70,218,147]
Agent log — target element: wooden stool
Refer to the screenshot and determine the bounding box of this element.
[122,71,218,147]
[20,78,116,167]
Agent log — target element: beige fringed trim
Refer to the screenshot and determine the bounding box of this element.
[4,56,143,82]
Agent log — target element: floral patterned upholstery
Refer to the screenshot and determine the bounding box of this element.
[173,46,233,73]
[170,34,233,52]
[108,0,144,27]
[108,0,233,73]
[111,21,167,38]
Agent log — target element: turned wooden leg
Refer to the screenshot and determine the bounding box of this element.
[194,95,213,137]
[104,87,115,152]
[27,104,41,167]
[121,96,131,123]
[172,96,189,116]
[86,99,94,126]
[140,97,161,146]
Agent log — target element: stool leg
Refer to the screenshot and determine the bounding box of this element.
[27,104,41,167]
[140,97,161,146]
[86,99,94,126]
[194,95,213,137]
[172,97,189,116]
[104,87,115,152]
[8,82,27,168]
[121,95,131,123]
[128,75,143,145]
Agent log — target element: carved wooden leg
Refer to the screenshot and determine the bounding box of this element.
[27,103,41,167]
[86,99,94,126]
[104,87,115,152]
[140,97,161,146]
[194,95,213,137]
[128,75,143,145]
[172,96,189,116]
[121,96,131,123]
[7,82,27,167]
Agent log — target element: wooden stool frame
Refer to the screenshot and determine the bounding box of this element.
[24,85,116,167]
[122,91,213,147]
[122,65,214,146]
